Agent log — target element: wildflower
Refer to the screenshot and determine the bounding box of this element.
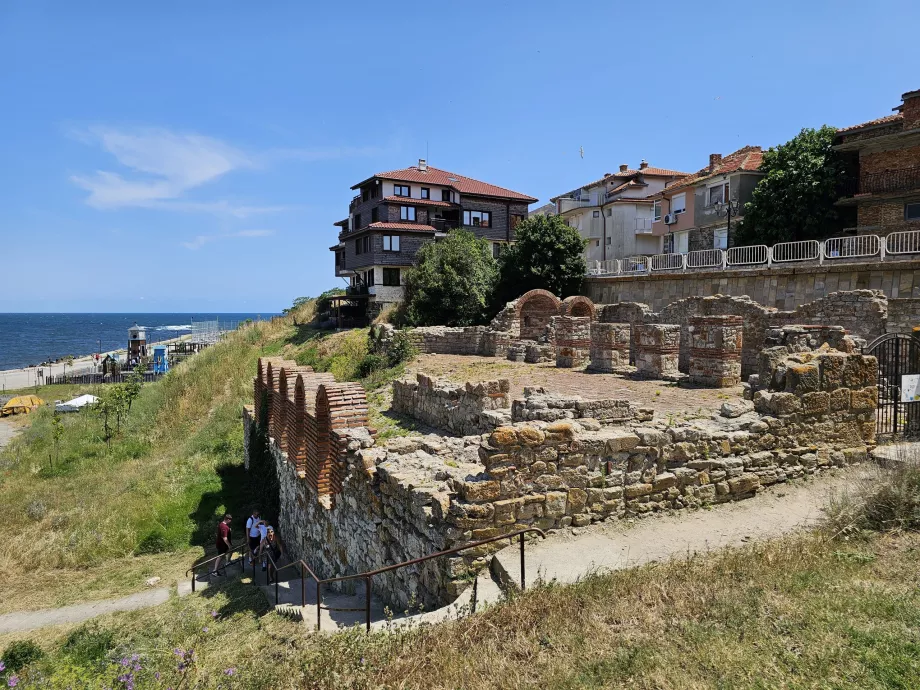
[8,677,19,688]
[211,610,219,618]
[155,672,161,680]
[202,627,209,633]
[0,662,5,672]
[224,668,236,676]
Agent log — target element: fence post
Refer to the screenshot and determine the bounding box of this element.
[365,575,372,632]
[317,582,322,632]
[880,235,886,262]
[767,245,773,268]
[721,249,727,271]
[819,240,825,265]
[681,253,687,271]
[520,531,526,591]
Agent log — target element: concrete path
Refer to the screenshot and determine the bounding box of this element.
[493,466,868,589]
[0,589,171,635]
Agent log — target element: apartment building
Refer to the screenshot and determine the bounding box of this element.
[835,88,920,235]
[549,162,688,263]
[329,160,536,317]
[650,146,763,254]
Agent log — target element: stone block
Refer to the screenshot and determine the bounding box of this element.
[819,353,847,391]
[566,488,587,514]
[544,491,568,518]
[493,498,523,524]
[785,362,820,394]
[771,392,802,416]
[829,387,851,412]
[652,472,678,491]
[800,391,830,416]
[605,432,641,453]
[518,426,546,447]
[461,480,502,503]
[624,483,653,499]
[728,475,760,495]
[851,387,877,411]
[490,427,519,448]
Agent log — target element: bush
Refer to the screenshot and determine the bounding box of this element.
[359,354,387,378]
[62,624,115,666]
[2,639,44,672]
[134,527,170,555]
[824,463,920,537]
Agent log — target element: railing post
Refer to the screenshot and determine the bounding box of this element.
[721,250,727,271]
[819,240,825,265]
[275,565,279,603]
[317,582,322,632]
[365,575,372,632]
[681,253,687,271]
[472,573,479,614]
[880,235,886,262]
[767,245,773,268]
[520,531,526,591]
[301,563,306,607]
[191,571,195,593]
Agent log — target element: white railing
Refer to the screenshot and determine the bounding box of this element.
[650,253,684,271]
[824,235,880,259]
[585,231,920,277]
[884,230,920,255]
[622,256,649,273]
[726,244,769,266]
[772,239,820,263]
[687,249,723,269]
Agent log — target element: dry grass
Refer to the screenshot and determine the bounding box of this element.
[4,531,919,688]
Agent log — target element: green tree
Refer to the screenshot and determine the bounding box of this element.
[493,214,587,308]
[96,385,129,442]
[51,412,64,468]
[124,364,144,411]
[735,126,846,246]
[403,230,497,326]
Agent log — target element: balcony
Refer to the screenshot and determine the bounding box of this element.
[346,284,369,297]
[349,195,361,212]
[557,197,596,214]
[839,166,920,198]
[431,218,461,233]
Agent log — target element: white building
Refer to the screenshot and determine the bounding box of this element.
[550,162,689,264]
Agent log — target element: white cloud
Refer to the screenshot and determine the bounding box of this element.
[180,229,276,250]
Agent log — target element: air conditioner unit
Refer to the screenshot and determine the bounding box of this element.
[664,213,677,225]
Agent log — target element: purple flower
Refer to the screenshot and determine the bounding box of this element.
[173,648,183,657]
[0,662,5,672]
[224,668,237,676]
[211,610,219,618]
[155,672,161,680]
[202,627,209,633]
[8,677,19,688]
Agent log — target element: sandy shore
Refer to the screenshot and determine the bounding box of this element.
[0,335,192,392]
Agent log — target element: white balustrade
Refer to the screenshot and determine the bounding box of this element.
[650,253,685,271]
[823,235,880,259]
[686,249,723,269]
[772,240,819,263]
[726,245,769,266]
[622,256,649,273]
[885,230,920,255]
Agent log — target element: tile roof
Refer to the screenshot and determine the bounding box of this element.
[367,222,437,232]
[550,165,690,201]
[607,180,648,195]
[382,196,455,208]
[662,146,763,194]
[836,112,903,134]
[354,165,537,202]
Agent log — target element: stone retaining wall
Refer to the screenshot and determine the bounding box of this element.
[688,316,744,387]
[392,373,512,435]
[588,322,631,373]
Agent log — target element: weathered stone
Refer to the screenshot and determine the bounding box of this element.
[728,475,761,495]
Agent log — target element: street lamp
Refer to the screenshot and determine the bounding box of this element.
[713,196,743,234]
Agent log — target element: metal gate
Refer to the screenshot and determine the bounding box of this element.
[864,333,920,439]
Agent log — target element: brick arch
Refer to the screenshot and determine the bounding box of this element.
[277,368,290,453]
[254,358,265,423]
[311,382,369,498]
[290,375,307,472]
[515,289,562,340]
[560,295,596,320]
[265,361,275,439]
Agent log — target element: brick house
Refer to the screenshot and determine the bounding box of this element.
[329,160,536,317]
[549,162,689,264]
[650,146,763,254]
[834,88,920,236]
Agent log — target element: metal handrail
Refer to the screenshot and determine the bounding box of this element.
[186,542,248,592]
[256,527,546,632]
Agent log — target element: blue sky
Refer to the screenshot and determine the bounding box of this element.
[1,0,918,313]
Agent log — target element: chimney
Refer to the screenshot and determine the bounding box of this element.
[709,153,722,172]
[639,159,649,170]
[603,172,611,178]
[418,158,428,172]
[899,89,920,130]
[619,164,629,172]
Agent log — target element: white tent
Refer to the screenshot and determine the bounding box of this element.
[55,394,99,413]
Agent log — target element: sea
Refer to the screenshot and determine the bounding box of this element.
[0,313,277,371]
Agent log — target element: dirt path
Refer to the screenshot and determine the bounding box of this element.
[0,418,20,452]
[494,466,867,587]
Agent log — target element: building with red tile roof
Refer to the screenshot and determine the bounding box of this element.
[834,88,920,236]
[330,160,537,321]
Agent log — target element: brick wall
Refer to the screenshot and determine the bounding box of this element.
[857,200,919,236]
[861,144,920,175]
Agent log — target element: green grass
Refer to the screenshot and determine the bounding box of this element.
[2,532,918,689]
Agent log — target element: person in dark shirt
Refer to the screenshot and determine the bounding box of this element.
[210,513,233,578]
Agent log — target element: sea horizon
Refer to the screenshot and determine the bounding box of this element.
[0,312,278,370]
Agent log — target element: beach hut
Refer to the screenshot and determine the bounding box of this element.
[1,395,44,417]
[152,345,169,374]
[128,323,147,361]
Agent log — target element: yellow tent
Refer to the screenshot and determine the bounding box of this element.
[1,395,44,417]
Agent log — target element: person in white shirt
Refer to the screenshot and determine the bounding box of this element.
[246,509,264,564]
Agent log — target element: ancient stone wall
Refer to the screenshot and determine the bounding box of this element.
[510,387,652,425]
[688,316,744,387]
[635,324,681,379]
[392,373,512,435]
[552,315,591,368]
[588,322,631,373]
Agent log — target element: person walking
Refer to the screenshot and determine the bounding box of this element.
[246,509,264,565]
[210,514,233,578]
[260,526,286,584]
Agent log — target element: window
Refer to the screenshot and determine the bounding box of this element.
[394,185,410,197]
[510,214,524,231]
[355,238,361,255]
[353,213,361,230]
[593,210,600,218]
[672,193,686,214]
[675,231,689,254]
[442,189,451,202]
[370,186,379,199]
[595,240,600,247]
[362,187,370,202]
[421,187,430,199]
[907,203,920,221]
[463,210,491,227]
[383,235,400,252]
[492,242,504,259]
[606,236,611,245]
[653,200,662,222]
[400,206,416,222]
[709,183,727,207]
[364,269,374,287]
[382,268,401,286]
[606,208,612,217]
[713,227,728,250]
[371,206,379,223]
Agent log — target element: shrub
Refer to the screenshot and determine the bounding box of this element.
[824,462,920,537]
[62,624,115,666]
[2,639,44,672]
[135,527,170,555]
[359,354,387,378]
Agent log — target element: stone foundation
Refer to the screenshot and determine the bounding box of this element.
[635,324,681,379]
[552,315,591,368]
[688,316,744,387]
[392,373,512,435]
[588,322,631,373]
